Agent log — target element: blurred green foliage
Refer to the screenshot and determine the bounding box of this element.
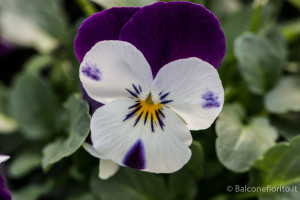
[0,0,300,200]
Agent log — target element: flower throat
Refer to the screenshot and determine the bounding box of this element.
[123,84,173,132]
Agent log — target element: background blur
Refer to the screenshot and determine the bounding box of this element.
[0,0,300,200]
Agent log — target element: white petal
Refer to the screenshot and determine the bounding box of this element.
[0,155,10,164]
[152,57,224,130]
[80,41,153,104]
[98,159,120,180]
[82,142,105,159]
[91,98,192,173]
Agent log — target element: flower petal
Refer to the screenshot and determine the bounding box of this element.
[83,142,105,159]
[120,1,226,76]
[0,176,11,200]
[98,159,120,180]
[80,82,102,114]
[152,57,224,130]
[74,7,140,62]
[91,98,192,173]
[80,41,153,104]
[0,155,10,164]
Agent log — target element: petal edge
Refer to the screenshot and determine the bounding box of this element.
[120,1,226,76]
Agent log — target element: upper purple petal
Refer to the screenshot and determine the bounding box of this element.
[120,1,226,76]
[0,175,11,200]
[74,7,140,62]
[75,8,140,113]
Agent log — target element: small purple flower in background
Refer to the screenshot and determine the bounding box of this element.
[0,155,11,200]
[0,37,13,58]
[75,1,226,179]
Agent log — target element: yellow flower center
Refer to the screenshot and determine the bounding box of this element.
[124,84,173,132]
[136,94,162,125]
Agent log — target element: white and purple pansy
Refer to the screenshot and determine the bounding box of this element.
[75,2,226,178]
[0,155,11,200]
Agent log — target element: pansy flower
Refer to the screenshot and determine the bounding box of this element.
[0,155,11,200]
[75,1,225,179]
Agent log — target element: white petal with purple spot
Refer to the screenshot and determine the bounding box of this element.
[80,41,153,104]
[80,41,225,174]
[91,97,192,173]
[152,57,224,130]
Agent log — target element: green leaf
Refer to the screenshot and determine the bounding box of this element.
[10,73,60,140]
[264,27,287,59]
[216,103,278,172]
[12,180,54,200]
[265,76,300,114]
[249,136,300,200]
[186,141,205,178]
[0,83,17,133]
[281,19,300,43]
[67,193,98,200]
[168,169,197,200]
[0,113,18,134]
[221,3,273,61]
[91,0,157,8]
[24,54,53,73]
[0,0,67,52]
[0,83,11,115]
[271,113,300,140]
[90,168,168,200]
[0,83,17,134]
[42,94,90,171]
[8,149,41,178]
[222,5,253,59]
[234,30,286,95]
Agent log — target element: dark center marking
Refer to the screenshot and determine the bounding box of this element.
[124,85,173,132]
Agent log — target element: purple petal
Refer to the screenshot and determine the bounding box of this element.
[122,139,146,170]
[74,7,140,62]
[120,1,226,76]
[0,175,11,200]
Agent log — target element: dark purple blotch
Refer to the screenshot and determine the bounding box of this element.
[81,64,101,81]
[0,175,12,200]
[202,91,220,109]
[123,139,146,170]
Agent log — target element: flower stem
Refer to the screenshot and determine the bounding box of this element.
[249,0,266,32]
[76,0,97,16]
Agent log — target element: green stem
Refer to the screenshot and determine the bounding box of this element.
[76,0,97,16]
[249,0,264,32]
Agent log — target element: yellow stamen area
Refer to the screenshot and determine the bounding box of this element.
[136,94,162,123]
